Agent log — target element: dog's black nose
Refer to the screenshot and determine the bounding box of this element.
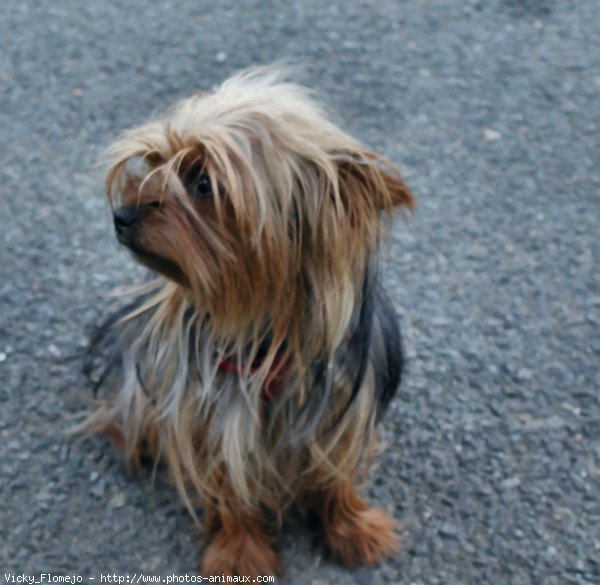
[113,206,138,231]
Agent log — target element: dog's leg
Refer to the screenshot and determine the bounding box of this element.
[100,417,159,469]
[311,480,398,567]
[200,496,279,578]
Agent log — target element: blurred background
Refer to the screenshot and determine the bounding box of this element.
[1,1,598,583]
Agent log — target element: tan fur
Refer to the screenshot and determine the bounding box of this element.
[82,67,413,576]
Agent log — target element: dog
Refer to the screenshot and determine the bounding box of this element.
[82,66,413,577]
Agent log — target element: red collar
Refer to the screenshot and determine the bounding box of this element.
[218,353,288,403]
[217,333,351,403]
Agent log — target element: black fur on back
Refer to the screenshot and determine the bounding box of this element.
[285,267,404,443]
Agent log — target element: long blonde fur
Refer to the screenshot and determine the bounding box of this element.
[83,66,413,522]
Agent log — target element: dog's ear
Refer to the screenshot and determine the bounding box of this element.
[374,166,414,211]
[337,153,414,213]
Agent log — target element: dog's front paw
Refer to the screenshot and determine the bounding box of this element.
[325,506,399,567]
[200,527,280,578]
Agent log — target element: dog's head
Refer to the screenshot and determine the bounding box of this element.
[104,67,413,342]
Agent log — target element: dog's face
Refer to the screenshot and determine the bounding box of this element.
[105,69,413,335]
[111,162,230,290]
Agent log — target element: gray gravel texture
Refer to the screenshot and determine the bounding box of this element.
[1,0,599,583]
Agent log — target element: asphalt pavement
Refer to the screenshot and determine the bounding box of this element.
[1,1,599,583]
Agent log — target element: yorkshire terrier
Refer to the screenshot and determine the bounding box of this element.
[82,67,413,577]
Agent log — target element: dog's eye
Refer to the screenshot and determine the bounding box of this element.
[194,174,213,198]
